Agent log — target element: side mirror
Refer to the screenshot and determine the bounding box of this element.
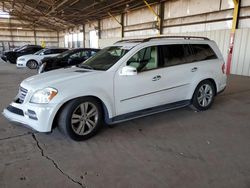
[120,66,137,76]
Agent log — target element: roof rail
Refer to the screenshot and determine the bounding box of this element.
[114,36,209,44]
[143,36,210,42]
[115,39,144,44]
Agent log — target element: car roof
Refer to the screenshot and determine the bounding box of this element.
[114,36,211,47]
[68,48,100,51]
[45,47,68,50]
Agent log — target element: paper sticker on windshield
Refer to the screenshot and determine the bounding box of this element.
[121,46,133,50]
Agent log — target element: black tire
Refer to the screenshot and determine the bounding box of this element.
[27,60,38,69]
[191,80,215,111]
[58,97,103,141]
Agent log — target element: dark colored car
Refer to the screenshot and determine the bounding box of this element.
[1,45,43,64]
[12,44,33,52]
[38,48,100,73]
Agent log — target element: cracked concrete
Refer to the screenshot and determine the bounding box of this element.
[31,133,86,188]
[0,132,32,141]
[1,62,250,188]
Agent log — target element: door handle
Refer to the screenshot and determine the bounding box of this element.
[152,75,161,81]
[191,67,198,72]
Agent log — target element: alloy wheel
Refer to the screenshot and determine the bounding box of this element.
[71,102,98,136]
[197,84,213,107]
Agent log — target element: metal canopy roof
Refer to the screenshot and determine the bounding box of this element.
[0,0,159,31]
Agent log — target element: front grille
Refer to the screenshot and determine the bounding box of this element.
[18,87,28,103]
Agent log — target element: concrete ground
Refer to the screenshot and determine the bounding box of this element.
[0,60,250,188]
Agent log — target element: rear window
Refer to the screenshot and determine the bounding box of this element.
[160,44,192,67]
[190,44,217,62]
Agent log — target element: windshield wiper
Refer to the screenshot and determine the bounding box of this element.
[78,64,94,70]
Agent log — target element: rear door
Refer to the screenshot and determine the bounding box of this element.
[156,44,199,102]
[189,44,219,73]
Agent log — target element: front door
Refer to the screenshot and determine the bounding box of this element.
[114,46,166,116]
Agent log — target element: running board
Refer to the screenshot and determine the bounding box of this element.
[106,100,191,124]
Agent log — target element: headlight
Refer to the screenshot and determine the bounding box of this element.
[30,88,58,104]
[18,58,25,61]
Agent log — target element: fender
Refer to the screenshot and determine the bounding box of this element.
[46,91,114,131]
[186,71,218,100]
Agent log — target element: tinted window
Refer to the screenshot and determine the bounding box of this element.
[127,46,158,72]
[90,50,97,56]
[70,51,88,58]
[34,49,47,55]
[30,47,42,53]
[51,49,68,54]
[160,44,191,67]
[56,50,74,58]
[43,49,52,55]
[190,44,217,62]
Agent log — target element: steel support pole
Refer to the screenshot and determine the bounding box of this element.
[226,0,240,74]
[143,0,161,35]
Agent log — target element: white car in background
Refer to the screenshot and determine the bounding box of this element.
[16,48,68,69]
[3,36,227,141]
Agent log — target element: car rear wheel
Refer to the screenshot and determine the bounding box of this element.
[191,80,215,111]
[27,60,38,69]
[58,97,103,141]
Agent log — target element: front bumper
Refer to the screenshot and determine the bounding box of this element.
[16,60,26,68]
[2,102,57,132]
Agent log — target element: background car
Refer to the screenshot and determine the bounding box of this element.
[38,48,100,73]
[12,44,33,52]
[1,45,43,64]
[16,48,68,69]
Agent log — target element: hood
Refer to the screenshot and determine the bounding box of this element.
[18,54,37,60]
[4,50,15,55]
[21,67,99,91]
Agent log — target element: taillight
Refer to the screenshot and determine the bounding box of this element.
[222,63,225,74]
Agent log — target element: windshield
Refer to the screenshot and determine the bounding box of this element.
[56,49,75,58]
[34,49,46,55]
[79,46,129,71]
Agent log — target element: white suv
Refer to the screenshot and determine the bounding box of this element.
[3,36,227,141]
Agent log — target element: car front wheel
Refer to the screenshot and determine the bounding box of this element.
[27,60,38,69]
[191,80,215,111]
[58,97,103,141]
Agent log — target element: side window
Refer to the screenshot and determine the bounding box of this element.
[58,49,68,53]
[79,51,88,58]
[43,49,51,55]
[70,51,88,58]
[70,52,81,58]
[25,48,36,53]
[53,49,67,54]
[160,44,193,67]
[90,51,97,56]
[190,44,217,62]
[127,46,158,72]
[29,47,41,53]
